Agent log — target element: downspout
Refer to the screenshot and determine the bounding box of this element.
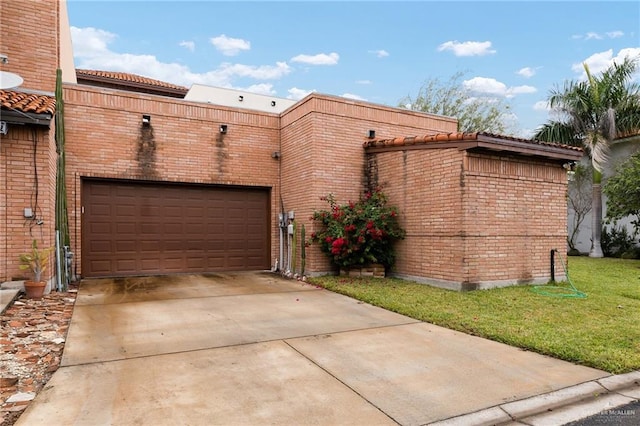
[277,114,284,272]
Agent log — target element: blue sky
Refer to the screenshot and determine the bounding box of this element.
[66,1,640,137]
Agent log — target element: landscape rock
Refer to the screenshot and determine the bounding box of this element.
[1,288,77,425]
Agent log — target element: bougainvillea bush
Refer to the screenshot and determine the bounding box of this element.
[309,189,406,270]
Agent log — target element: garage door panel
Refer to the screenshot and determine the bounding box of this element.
[90,223,111,234]
[89,260,112,275]
[164,207,182,219]
[116,205,136,217]
[141,223,161,234]
[82,180,270,277]
[140,205,161,217]
[140,259,161,271]
[89,240,111,253]
[91,203,111,215]
[115,259,137,272]
[116,223,136,234]
[115,240,136,252]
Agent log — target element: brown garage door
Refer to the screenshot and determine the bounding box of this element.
[82,179,270,277]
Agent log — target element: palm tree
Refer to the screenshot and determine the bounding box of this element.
[534,57,640,257]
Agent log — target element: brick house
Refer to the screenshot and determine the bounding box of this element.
[0,0,581,290]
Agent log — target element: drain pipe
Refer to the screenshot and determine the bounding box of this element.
[550,249,557,282]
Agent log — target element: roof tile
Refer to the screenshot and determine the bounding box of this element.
[0,90,56,115]
[75,69,188,93]
[363,131,583,152]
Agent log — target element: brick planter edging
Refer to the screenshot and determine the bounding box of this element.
[340,264,385,278]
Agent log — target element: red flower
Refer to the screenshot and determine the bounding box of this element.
[344,224,356,232]
[366,221,374,229]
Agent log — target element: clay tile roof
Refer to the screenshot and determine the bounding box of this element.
[363,131,582,161]
[75,69,188,97]
[0,90,56,115]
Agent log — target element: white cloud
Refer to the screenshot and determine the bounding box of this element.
[464,77,506,95]
[210,34,250,56]
[71,26,291,89]
[341,93,366,101]
[509,85,537,96]
[572,48,640,75]
[516,67,536,78]
[179,41,195,52]
[356,80,372,85]
[437,40,496,56]
[287,87,315,100]
[70,26,116,58]
[533,100,549,111]
[572,30,625,41]
[369,49,389,58]
[215,62,291,80]
[463,77,536,98]
[291,52,339,65]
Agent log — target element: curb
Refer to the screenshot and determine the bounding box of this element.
[0,288,21,315]
[428,371,640,426]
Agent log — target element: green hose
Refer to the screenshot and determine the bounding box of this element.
[532,251,587,299]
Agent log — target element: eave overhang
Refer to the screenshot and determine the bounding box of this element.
[363,132,583,162]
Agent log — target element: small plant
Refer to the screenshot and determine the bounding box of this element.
[309,188,405,270]
[18,239,54,282]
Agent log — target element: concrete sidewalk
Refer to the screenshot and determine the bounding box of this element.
[15,272,639,425]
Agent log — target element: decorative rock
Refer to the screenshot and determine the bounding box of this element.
[1,288,77,424]
[6,392,35,403]
[0,376,18,388]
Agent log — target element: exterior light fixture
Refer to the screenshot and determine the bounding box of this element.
[271,151,281,159]
[219,124,228,134]
[238,95,244,102]
[270,100,276,107]
[142,114,151,125]
[367,130,375,139]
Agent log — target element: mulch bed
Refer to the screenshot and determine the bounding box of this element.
[0,287,77,426]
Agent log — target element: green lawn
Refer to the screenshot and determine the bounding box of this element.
[310,257,640,374]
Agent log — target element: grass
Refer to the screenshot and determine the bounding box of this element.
[310,256,640,374]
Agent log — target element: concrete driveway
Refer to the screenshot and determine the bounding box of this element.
[17,272,607,425]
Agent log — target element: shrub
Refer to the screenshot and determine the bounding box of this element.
[309,189,406,270]
[601,225,639,258]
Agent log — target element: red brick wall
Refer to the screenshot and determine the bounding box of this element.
[461,152,568,287]
[0,126,57,281]
[1,0,59,92]
[62,85,281,274]
[370,148,569,289]
[371,148,466,285]
[0,0,60,281]
[281,94,457,275]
